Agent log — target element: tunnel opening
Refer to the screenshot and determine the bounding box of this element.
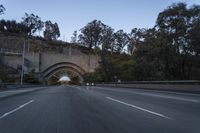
[46,69,84,85]
[43,62,85,86]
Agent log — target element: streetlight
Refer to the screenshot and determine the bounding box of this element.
[114,75,117,87]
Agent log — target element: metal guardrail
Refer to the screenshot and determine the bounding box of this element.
[98,80,200,85]
[96,81,200,93]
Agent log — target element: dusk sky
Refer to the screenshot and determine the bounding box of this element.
[1,0,200,41]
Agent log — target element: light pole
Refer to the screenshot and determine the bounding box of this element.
[69,43,71,56]
[20,39,26,85]
[114,75,117,87]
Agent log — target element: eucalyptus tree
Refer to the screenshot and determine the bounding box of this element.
[156,3,191,54]
[22,13,44,36]
[0,19,30,34]
[113,30,129,53]
[155,2,200,79]
[71,31,78,43]
[188,5,200,56]
[101,25,115,52]
[128,28,145,55]
[0,5,5,15]
[44,21,60,40]
[79,20,104,50]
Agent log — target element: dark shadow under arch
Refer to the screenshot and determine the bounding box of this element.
[42,62,86,85]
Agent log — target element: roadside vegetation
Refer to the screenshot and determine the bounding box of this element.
[82,3,200,82]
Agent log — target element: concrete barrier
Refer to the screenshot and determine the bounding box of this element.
[0,86,46,99]
[0,84,43,91]
[97,81,200,93]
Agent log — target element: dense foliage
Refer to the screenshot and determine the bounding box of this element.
[0,7,60,40]
[83,3,200,82]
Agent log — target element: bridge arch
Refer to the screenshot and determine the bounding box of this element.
[42,62,86,85]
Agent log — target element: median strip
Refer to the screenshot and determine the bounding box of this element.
[106,96,173,120]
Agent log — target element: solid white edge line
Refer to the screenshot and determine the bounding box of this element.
[106,97,173,120]
[0,100,34,119]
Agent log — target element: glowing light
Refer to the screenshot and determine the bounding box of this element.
[59,76,71,82]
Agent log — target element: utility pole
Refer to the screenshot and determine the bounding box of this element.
[20,39,26,85]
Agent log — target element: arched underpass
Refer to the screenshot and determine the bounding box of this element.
[42,62,85,85]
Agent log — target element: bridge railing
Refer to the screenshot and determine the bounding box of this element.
[0,48,22,56]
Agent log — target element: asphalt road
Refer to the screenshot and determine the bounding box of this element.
[0,85,200,133]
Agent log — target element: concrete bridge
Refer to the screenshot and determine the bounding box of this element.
[0,42,100,85]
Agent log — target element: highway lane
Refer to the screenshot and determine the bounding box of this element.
[0,85,199,133]
[89,86,200,131]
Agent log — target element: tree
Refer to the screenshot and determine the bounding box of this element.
[43,21,60,40]
[128,28,145,55]
[113,30,129,53]
[155,2,200,79]
[0,19,30,34]
[79,20,104,50]
[71,30,78,43]
[101,25,114,52]
[22,13,44,36]
[0,19,6,31]
[0,5,5,15]
[156,3,191,54]
[188,5,200,56]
